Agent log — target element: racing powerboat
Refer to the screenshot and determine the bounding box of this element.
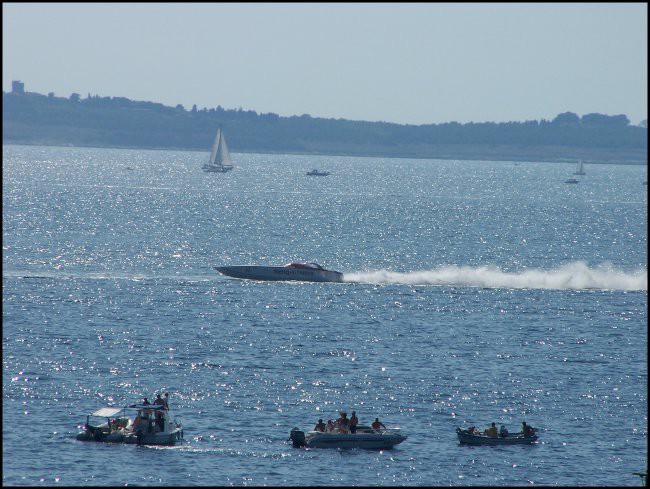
[290,425,407,449]
[215,262,344,283]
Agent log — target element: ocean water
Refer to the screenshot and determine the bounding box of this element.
[2,144,647,486]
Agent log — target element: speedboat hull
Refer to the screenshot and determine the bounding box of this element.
[76,426,126,443]
[456,428,537,445]
[122,428,184,446]
[77,428,183,446]
[216,265,344,283]
[290,428,406,450]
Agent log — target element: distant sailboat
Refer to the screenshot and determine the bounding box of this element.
[573,160,585,175]
[203,127,233,172]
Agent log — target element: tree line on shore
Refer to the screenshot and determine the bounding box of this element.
[2,89,647,163]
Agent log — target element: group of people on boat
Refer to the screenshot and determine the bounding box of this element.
[142,392,170,410]
[131,393,171,433]
[313,411,387,434]
[466,421,535,438]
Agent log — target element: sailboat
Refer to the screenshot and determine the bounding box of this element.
[573,160,585,175]
[203,127,234,172]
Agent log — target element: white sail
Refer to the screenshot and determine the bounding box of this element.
[204,127,234,172]
[208,130,220,166]
[216,131,233,167]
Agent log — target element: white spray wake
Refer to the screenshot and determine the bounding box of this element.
[344,261,647,291]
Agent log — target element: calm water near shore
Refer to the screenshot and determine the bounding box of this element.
[3,144,647,486]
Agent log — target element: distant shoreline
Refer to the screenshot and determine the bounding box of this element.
[3,89,646,165]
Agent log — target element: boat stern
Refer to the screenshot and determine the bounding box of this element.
[289,428,306,448]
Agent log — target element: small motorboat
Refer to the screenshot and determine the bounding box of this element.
[306,169,330,176]
[565,178,579,184]
[76,403,183,446]
[215,262,344,283]
[290,425,407,449]
[456,427,538,445]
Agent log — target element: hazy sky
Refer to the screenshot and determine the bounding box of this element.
[3,2,647,125]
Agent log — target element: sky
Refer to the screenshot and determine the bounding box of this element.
[3,2,647,125]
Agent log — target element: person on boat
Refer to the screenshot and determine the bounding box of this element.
[336,411,350,433]
[314,419,326,432]
[521,421,535,437]
[484,422,498,437]
[155,411,165,432]
[141,397,153,417]
[371,418,386,432]
[132,413,143,431]
[349,411,359,434]
[326,420,335,432]
[163,392,170,410]
[154,394,164,406]
[499,424,509,438]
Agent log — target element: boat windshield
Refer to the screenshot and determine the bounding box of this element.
[285,262,324,270]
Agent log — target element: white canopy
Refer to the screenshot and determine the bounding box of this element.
[91,407,123,417]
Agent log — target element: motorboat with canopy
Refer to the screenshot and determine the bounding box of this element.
[76,403,183,446]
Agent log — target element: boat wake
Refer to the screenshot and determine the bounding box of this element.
[343,261,647,291]
[2,270,215,283]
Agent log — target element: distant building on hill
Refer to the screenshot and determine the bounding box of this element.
[11,80,24,94]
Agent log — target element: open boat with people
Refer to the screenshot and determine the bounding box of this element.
[76,403,183,446]
[456,426,538,445]
[290,425,406,449]
[215,262,344,283]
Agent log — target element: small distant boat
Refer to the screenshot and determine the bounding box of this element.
[215,262,344,283]
[565,178,579,184]
[456,427,538,446]
[306,169,330,176]
[76,403,183,446]
[573,160,586,175]
[290,425,407,449]
[203,126,234,172]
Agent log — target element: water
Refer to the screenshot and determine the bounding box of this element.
[2,144,647,486]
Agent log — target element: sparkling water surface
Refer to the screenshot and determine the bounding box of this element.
[3,145,647,486]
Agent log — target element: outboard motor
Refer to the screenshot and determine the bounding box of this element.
[290,428,306,448]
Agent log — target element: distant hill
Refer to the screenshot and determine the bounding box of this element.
[2,86,647,164]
